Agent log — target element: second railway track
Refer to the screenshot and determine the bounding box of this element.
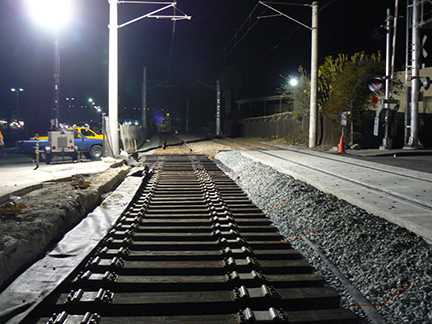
[22,155,359,324]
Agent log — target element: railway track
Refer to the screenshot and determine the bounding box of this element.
[255,149,432,213]
[23,155,359,323]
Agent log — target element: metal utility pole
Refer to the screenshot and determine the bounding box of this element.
[258,1,318,148]
[53,30,61,129]
[196,80,220,135]
[10,88,24,121]
[216,80,221,136]
[309,2,318,148]
[408,0,421,147]
[373,2,400,149]
[186,98,189,132]
[108,1,190,156]
[141,66,147,136]
[108,0,119,156]
[404,2,412,146]
[382,8,393,149]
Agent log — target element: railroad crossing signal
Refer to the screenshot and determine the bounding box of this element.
[368,75,385,92]
[422,76,431,90]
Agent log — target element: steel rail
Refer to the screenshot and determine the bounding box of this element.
[259,150,432,212]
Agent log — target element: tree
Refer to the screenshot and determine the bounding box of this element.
[279,51,385,137]
[321,52,384,129]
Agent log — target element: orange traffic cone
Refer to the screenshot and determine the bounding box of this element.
[338,135,346,154]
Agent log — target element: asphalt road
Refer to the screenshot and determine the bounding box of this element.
[0,149,114,201]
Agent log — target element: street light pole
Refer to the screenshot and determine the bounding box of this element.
[108,0,119,156]
[10,88,24,120]
[53,30,61,129]
[27,0,72,130]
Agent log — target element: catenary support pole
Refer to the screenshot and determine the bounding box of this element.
[309,2,318,148]
[108,0,119,156]
[186,98,189,132]
[216,80,221,136]
[142,66,147,137]
[107,2,189,156]
[257,1,317,146]
[409,0,420,147]
[404,1,412,146]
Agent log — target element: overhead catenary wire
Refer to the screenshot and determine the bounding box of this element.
[220,0,337,71]
[164,5,192,83]
[244,24,302,72]
[263,2,310,6]
[217,2,266,61]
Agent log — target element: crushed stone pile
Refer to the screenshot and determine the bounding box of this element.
[215,150,432,324]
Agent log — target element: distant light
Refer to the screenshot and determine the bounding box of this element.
[27,0,72,29]
[289,78,299,87]
[9,120,25,129]
[88,98,93,103]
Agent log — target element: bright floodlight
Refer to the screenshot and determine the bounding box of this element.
[27,0,72,28]
[289,78,299,87]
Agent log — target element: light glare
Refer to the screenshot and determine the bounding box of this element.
[289,78,299,87]
[28,0,72,28]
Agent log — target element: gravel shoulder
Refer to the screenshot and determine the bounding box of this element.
[215,150,432,324]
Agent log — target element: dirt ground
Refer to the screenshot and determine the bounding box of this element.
[152,138,232,158]
[0,163,130,289]
[0,139,232,291]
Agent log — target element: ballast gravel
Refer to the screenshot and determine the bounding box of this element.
[215,150,432,324]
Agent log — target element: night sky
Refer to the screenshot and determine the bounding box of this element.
[0,0,425,135]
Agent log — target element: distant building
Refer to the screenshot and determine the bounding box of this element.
[391,66,432,114]
[236,95,292,119]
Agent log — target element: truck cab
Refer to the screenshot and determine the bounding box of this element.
[37,127,103,141]
[70,127,103,140]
